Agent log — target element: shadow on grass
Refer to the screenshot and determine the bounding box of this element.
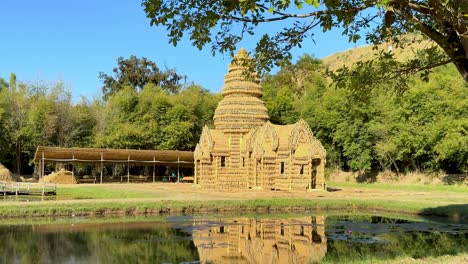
[326,187,341,192]
[355,171,378,183]
[420,204,468,220]
[442,174,467,185]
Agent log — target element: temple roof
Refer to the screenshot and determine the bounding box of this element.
[213,49,269,133]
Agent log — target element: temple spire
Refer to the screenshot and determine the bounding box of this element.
[213,49,269,133]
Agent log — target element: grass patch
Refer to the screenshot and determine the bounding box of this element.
[0,182,465,219]
[57,186,156,199]
[0,197,464,219]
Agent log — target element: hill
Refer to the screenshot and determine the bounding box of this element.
[322,35,439,71]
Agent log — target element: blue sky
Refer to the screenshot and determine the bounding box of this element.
[0,0,365,101]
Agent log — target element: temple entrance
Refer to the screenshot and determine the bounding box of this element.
[311,159,321,189]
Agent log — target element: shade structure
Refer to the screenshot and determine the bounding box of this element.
[34,146,194,168]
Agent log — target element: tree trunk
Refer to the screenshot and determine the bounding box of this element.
[430,30,468,82]
[393,3,468,82]
[446,27,468,82]
[452,50,468,82]
[454,61,468,82]
[15,140,21,176]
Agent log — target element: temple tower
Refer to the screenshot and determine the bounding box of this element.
[213,48,269,132]
[212,49,269,187]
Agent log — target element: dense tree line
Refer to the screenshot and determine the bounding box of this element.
[0,54,466,175]
[263,55,467,173]
[0,56,219,174]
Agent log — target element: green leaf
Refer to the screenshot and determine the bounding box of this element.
[304,0,320,8]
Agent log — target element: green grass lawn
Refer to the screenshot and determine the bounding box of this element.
[0,197,465,218]
[58,186,157,199]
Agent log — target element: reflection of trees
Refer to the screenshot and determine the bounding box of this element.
[0,223,199,263]
[91,228,197,263]
[0,227,90,263]
[191,216,327,264]
[322,216,468,263]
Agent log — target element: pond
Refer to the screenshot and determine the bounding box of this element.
[0,213,466,263]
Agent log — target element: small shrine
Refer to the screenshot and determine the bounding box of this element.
[194,49,326,191]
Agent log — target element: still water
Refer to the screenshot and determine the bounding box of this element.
[0,213,466,264]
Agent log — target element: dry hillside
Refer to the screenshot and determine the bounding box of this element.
[322,35,440,71]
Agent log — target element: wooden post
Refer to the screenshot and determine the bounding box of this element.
[127,155,130,183]
[15,183,18,199]
[37,160,40,180]
[41,151,45,179]
[177,156,180,183]
[72,153,75,178]
[100,152,103,184]
[153,156,156,183]
[42,184,45,200]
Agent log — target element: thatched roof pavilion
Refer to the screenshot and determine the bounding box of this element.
[34,146,193,183]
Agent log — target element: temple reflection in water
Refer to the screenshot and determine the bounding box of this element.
[191,216,327,264]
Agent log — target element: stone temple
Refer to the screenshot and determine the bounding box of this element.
[194,49,326,191]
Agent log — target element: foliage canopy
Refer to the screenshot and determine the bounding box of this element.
[142,0,468,82]
[99,55,184,100]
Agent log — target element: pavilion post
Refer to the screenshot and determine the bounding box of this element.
[153,156,155,183]
[177,156,180,183]
[72,153,75,178]
[119,164,122,182]
[41,151,45,179]
[127,155,130,183]
[36,161,40,180]
[100,152,103,184]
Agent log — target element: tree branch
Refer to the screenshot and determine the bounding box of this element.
[222,2,376,23]
[391,6,450,54]
[391,0,432,15]
[395,58,453,75]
